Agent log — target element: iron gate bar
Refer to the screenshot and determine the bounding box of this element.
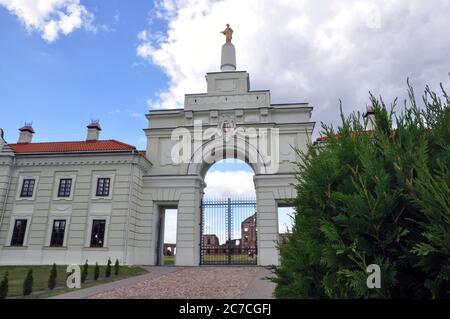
[200,197,257,265]
[227,198,232,265]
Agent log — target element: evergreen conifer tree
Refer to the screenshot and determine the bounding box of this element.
[94,263,100,281]
[105,258,112,278]
[23,269,33,296]
[114,259,120,276]
[0,272,8,299]
[81,260,88,283]
[272,81,450,299]
[48,263,57,290]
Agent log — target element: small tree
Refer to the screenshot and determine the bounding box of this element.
[23,269,33,296]
[81,260,88,283]
[114,259,120,276]
[105,258,112,278]
[94,262,100,281]
[48,263,57,290]
[0,272,8,299]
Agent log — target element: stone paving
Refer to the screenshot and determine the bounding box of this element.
[53,266,275,299]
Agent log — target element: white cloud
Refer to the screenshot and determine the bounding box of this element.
[107,108,145,122]
[0,0,95,42]
[137,0,450,132]
[278,207,294,234]
[137,137,147,149]
[204,170,255,198]
[113,9,120,23]
[164,209,177,244]
[128,111,143,119]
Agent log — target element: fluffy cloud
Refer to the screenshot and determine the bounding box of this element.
[0,0,95,42]
[164,209,178,244]
[204,170,255,198]
[137,0,450,133]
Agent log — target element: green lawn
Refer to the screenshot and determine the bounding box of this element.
[164,255,175,265]
[0,265,148,299]
[201,254,256,263]
[163,255,256,265]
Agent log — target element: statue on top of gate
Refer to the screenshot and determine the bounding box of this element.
[221,24,233,44]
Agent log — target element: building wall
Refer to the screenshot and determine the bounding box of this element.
[141,175,204,266]
[0,153,151,265]
[254,174,297,266]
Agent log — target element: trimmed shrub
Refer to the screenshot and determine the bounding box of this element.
[81,260,88,283]
[272,81,450,299]
[105,258,112,278]
[23,269,33,296]
[114,259,120,276]
[0,272,8,299]
[48,263,57,290]
[94,263,100,281]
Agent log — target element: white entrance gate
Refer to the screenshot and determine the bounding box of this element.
[143,43,314,266]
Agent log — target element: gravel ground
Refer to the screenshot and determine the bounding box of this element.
[90,267,261,299]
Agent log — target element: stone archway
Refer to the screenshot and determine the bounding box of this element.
[184,136,267,177]
[143,65,314,266]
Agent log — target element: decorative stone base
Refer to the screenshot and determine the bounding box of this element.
[221,43,236,71]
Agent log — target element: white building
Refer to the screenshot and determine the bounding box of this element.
[0,41,314,266]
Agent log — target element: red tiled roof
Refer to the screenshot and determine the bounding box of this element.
[9,140,137,154]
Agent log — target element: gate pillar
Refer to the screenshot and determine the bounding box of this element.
[254,174,297,266]
[175,176,204,266]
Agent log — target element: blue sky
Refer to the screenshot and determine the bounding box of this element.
[2,0,449,243]
[1,0,449,147]
[0,0,166,149]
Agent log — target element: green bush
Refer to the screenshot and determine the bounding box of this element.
[48,263,57,290]
[0,272,8,299]
[81,260,88,283]
[105,258,112,278]
[94,263,100,281]
[23,269,33,296]
[272,82,450,299]
[114,259,120,276]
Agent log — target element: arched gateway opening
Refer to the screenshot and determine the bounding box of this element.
[201,159,257,265]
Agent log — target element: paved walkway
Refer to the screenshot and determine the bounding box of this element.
[50,267,178,299]
[51,266,275,299]
[240,267,275,299]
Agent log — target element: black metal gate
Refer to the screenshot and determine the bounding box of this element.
[200,198,257,265]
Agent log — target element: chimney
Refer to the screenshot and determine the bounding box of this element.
[364,107,376,131]
[18,123,35,143]
[86,120,101,141]
[0,128,5,148]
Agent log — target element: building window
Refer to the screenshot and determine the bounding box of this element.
[10,219,28,246]
[90,219,106,248]
[50,220,66,247]
[20,179,35,198]
[96,178,111,197]
[57,179,72,198]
